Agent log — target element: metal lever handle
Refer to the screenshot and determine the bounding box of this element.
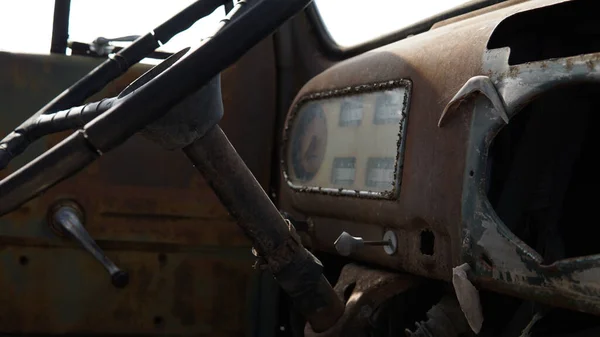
[51,204,129,288]
[334,231,398,257]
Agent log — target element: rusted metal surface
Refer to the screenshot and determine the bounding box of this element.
[438,75,508,127]
[305,263,418,337]
[0,35,278,334]
[459,47,600,313]
[279,0,499,280]
[406,295,470,337]
[278,0,600,317]
[0,246,253,335]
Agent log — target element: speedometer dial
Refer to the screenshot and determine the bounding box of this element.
[289,103,327,182]
[374,90,405,124]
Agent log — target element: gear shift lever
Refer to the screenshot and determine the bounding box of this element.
[50,202,129,288]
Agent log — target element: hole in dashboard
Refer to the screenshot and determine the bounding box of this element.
[487,0,600,65]
[487,83,600,263]
[343,282,357,302]
[157,253,168,267]
[481,253,493,269]
[18,255,29,266]
[420,230,435,256]
[153,316,164,328]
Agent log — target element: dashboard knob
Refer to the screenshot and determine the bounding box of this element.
[334,230,397,256]
[51,203,129,288]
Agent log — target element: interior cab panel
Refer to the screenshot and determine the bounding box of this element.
[1,0,599,336]
[0,38,277,335]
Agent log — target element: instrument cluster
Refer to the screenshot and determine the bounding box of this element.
[284,80,411,199]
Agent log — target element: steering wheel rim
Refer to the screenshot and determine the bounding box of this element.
[0,0,227,172]
[0,0,311,216]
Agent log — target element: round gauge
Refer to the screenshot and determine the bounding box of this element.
[288,103,327,182]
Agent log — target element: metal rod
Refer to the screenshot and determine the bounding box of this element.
[183,125,344,332]
[50,0,71,54]
[363,240,391,246]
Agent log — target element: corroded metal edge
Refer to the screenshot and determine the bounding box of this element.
[461,51,600,315]
[305,263,418,337]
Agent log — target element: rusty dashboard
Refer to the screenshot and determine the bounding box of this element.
[279,0,600,317]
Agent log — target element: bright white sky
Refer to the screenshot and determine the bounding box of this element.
[0,0,223,56]
[0,0,471,55]
[314,0,471,47]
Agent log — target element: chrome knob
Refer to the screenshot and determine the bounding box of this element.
[51,203,129,288]
[334,230,397,256]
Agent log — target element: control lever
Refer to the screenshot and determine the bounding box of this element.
[50,203,129,288]
[334,230,398,257]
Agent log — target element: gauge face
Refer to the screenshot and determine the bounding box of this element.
[374,89,406,125]
[284,80,411,198]
[331,157,356,186]
[366,157,396,190]
[339,97,363,127]
[289,103,327,182]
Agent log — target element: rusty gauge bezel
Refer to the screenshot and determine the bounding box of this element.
[282,79,412,199]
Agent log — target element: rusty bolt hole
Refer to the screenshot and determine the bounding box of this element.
[19,255,29,266]
[158,253,168,266]
[420,230,435,256]
[343,282,357,302]
[469,170,475,177]
[481,253,494,269]
[153,316,164,328]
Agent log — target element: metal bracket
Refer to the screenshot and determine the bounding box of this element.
[438,75,509,128]
[452,263,483,334]
[305,263,417,337]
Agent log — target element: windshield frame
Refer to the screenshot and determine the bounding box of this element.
[306,0,509,59]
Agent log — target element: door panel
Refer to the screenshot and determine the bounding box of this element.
[0,37,276,335]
